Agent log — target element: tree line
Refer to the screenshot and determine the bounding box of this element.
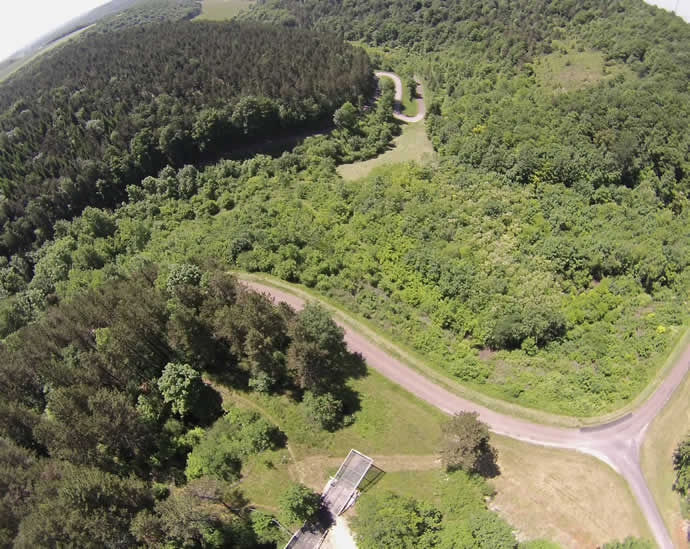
[0,263,363,547]
[0,20,373,263]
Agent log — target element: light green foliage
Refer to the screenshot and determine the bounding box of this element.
[333,101,358,130]
[278,482,320,526]
[352,491,442,549]
[250,511,283,544]
[353,471,520,549]
[602,537,653,549]
[301,391,344,431]
[158,362,204,417]
[166,263,203,294]
[185,407,282,481]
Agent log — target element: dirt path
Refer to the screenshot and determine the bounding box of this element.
[240,278,690,549]
[375,71,426,123]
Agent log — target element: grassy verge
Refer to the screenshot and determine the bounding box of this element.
[641,354,690,547]
[337,120,434,181]
[235,272,690,428]
[399,79,419,117]
[220,366,648,546]
[492,435,651,546]
[195,0,256,20]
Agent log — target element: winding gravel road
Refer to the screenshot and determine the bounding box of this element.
[242,280,690,548]
[375,71,426,123]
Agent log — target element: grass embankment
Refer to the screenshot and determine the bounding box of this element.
[214,367,648,546]
[337,121,434,181]
[641,327,690,548]
[196,0,256,20]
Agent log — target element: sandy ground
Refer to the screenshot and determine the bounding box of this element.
[321,516,358,549]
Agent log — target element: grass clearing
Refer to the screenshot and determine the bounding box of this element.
[371,469,443,503]
[641,340,690,547]
[337,121,434,180]
[534,40,632,92]
[196,0,256,20]
[399,78,419,117]
[220,369,445,461]
[491,435,651,547]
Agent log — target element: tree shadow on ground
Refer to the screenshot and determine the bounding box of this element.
[474,447,501,479]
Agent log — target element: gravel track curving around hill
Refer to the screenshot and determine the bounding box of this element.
[375,71,426,123]
[242,279,689,549]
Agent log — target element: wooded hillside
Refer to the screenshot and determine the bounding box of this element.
[0,21,372,260]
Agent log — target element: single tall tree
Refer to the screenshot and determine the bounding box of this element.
[440,412,498,476]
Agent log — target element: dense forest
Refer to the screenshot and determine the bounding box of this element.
[246,0,690,205]
[0,20,372,261]
[0,263,367,547]
[1,0,689,545]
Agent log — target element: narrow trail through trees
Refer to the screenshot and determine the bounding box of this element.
[241,278,690,549]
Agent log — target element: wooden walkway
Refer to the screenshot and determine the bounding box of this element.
[285,450,373,549]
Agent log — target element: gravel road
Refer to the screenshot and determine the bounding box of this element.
[375,71,426,123]
[242,280,689,549]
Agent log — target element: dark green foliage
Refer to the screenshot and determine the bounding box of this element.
[13,463,153,549]
[131,477,253,548]
[0,263,357,546]
[287,303,348,393]
[673,436,690,514]
[0,439,40,546]
[441,412,498,477]
[0,20,372,264]
[278,482,321,526]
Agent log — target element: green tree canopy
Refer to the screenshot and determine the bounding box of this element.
[441,412,498,477]
[278,482,321,527]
